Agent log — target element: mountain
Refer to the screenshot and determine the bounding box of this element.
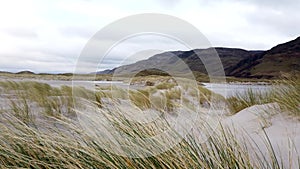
[178,48,264,75]
[95,68,116,75]
[16,70,35,75]
[226,37,300,78]
[112,48,261,76]
[239,37,300,78]
[100,37,300,79]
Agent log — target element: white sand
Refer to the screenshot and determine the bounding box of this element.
[222,103,300,168]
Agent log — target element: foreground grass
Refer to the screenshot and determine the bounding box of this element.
[0,80,298,168]
[0,112,258,168]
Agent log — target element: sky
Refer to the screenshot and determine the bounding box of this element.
[0,0,299,73]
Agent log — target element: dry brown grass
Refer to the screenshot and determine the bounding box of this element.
[0,80,298,168]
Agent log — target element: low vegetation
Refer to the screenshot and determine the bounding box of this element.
[128,75,172,86]
[155,82,176,90]
[0,71,112,81]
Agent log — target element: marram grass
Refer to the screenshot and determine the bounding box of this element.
[226,78,300,116]
[0,80,298,168]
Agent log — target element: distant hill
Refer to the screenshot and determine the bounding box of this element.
[135,68,170,76]
[16,70,35,75]
[0,71,13,74]
[96,68,116,75]
[108,48,261,77]
[102,36,300,79]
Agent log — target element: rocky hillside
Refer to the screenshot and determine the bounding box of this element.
[99,36,300,79]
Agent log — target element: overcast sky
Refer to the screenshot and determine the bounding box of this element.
[0,0,299,73]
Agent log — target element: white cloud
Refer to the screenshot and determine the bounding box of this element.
[0,0,299,73]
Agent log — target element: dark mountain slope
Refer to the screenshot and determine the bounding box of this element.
[113,48,259,76]
[98,36,300,79]
[229,37,300,78]
[180,48,261,75]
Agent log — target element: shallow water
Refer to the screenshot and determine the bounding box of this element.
[202,83,272,98]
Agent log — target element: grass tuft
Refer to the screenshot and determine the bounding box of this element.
[226,78,299,116]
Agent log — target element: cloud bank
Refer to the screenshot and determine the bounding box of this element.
[0,0,299,73]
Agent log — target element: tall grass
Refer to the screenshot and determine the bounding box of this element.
[226,89,273,114]
[0,80,298,168]
[129,89,151,109]
[272,78,300,116]
[226,78,300,116]
[1,108,297,168]
[155,82,176,90]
